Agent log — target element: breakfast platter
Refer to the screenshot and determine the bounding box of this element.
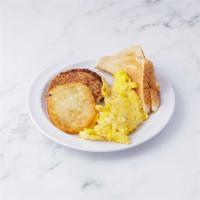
[27,46,175,152]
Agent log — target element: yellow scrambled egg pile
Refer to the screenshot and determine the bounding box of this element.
[79,70,148,144]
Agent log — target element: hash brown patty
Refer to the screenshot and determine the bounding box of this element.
[47,83,97,134]
[48,69,103,103]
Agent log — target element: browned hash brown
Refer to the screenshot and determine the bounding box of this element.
[47,83,97,134]
[48,69,103,103]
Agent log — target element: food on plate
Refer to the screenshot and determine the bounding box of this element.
[96,45,160,113]
[96,45,145,74]
[45,45,161,144]
[79,70,148,144]
[48,69,103,103]
[118,45,145,58]
[47,83,97,134]
[150,88,160,112]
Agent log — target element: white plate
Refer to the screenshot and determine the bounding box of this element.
[27,60,175,152]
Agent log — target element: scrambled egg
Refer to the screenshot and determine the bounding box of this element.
[79,70,148,144]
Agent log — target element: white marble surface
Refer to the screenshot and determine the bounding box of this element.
[0,0,200,199]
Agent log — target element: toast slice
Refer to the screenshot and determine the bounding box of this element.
[150,89,160,112]
[118,45,145,59]
[96,45,160,113]
[96,55,140,74]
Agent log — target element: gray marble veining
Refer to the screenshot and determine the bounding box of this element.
[0,0,200,199]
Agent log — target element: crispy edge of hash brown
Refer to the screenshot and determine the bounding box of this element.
[48,68,103,103]
[47,83,97,134]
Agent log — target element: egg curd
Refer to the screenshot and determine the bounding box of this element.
[79,70,148,144]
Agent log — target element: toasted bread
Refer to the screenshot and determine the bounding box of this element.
[96,55,140,74]
[47,83,97,134]
[147,59,160,92]
[150,89,160,112]
[49,69,103,103]
[118,45,145,59]
[96,45,160,113]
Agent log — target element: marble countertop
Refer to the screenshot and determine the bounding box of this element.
[1,0,200,199]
